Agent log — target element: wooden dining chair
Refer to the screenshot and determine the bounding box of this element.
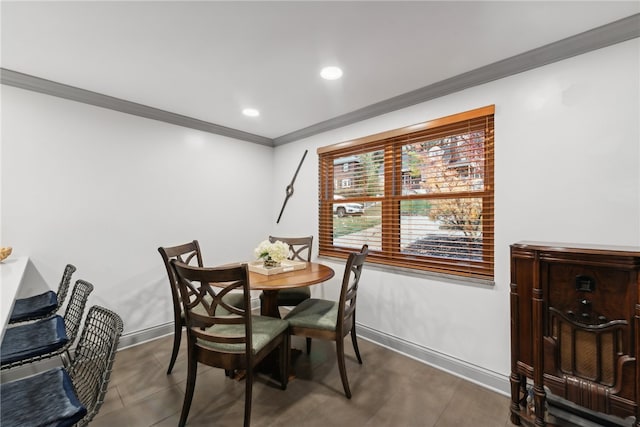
[171,260,289,427]
[261,235,314,352]
[284,244,368,398]
[158,241,203,375]
[9,264,76,324]
[158,240,244,375]
[264,235,313,306]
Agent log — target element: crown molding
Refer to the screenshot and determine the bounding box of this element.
[2,14,638,147]
[273,13,640,146]
[0,68,274,147]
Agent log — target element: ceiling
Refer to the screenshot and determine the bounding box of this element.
[2,1,639,145]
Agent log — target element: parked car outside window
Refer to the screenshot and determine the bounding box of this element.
[333,195,364,217]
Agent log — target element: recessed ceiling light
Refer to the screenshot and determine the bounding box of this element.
[242,108,260,117]
[320,66,343,80]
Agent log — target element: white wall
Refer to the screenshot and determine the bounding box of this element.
[271,39,640,389]
[1,86,274,334]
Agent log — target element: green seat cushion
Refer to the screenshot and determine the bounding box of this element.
[284,298,338,331]
[196,315,288,353]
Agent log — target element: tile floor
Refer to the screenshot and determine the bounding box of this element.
[92,332,515,427]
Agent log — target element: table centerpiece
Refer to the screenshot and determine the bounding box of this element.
[254,240,289,268]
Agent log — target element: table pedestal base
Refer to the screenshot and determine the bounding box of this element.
[260,290,281,318]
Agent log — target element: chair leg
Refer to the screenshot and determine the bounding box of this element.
[350,325,363,364]
[167,322,182,375]
[244,367,253,427]
[280,335,289,390]
[336,339,352,399]
[178,355,197,427]
[306,337,312,355]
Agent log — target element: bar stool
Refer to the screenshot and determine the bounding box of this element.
[1,280,93,370]
[9,264,76,324]
[1,305,123,427]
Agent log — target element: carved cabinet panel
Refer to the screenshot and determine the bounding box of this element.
[510,242,640,426]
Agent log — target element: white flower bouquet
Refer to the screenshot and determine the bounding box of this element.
[254,240,290,264]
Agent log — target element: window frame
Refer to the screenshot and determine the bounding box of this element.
[317,105,495,281]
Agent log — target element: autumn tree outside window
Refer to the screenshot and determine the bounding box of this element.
[318,106,495,281]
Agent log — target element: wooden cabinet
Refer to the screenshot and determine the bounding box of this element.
[510,242,640,426]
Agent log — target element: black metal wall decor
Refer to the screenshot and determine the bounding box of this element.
[277,149,308,224]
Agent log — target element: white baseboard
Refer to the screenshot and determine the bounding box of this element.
[355,323,511,397]
[116,317,511,397]
[118,322,174,349]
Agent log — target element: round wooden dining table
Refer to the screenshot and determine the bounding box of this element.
[249,262,335,318]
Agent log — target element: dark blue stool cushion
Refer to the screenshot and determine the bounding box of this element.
[1,367,87,427]
[10,290,58,322]
[1,315,68,365]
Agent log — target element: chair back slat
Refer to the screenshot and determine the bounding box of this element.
[343,298,357,319]
[213,284,247,316]
[269,235,313,262]
[158,241,203,311]
[161,241,203,265]
[337,245,368,335]
[171,260,252,352]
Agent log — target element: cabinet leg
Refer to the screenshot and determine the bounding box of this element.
[533,385,546,426]
[510,372,524,425]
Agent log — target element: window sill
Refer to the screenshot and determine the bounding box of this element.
[318,254,495,287]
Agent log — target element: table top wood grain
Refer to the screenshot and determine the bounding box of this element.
[248,262,335,291]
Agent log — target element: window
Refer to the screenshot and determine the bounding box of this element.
[318,106,494,280]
